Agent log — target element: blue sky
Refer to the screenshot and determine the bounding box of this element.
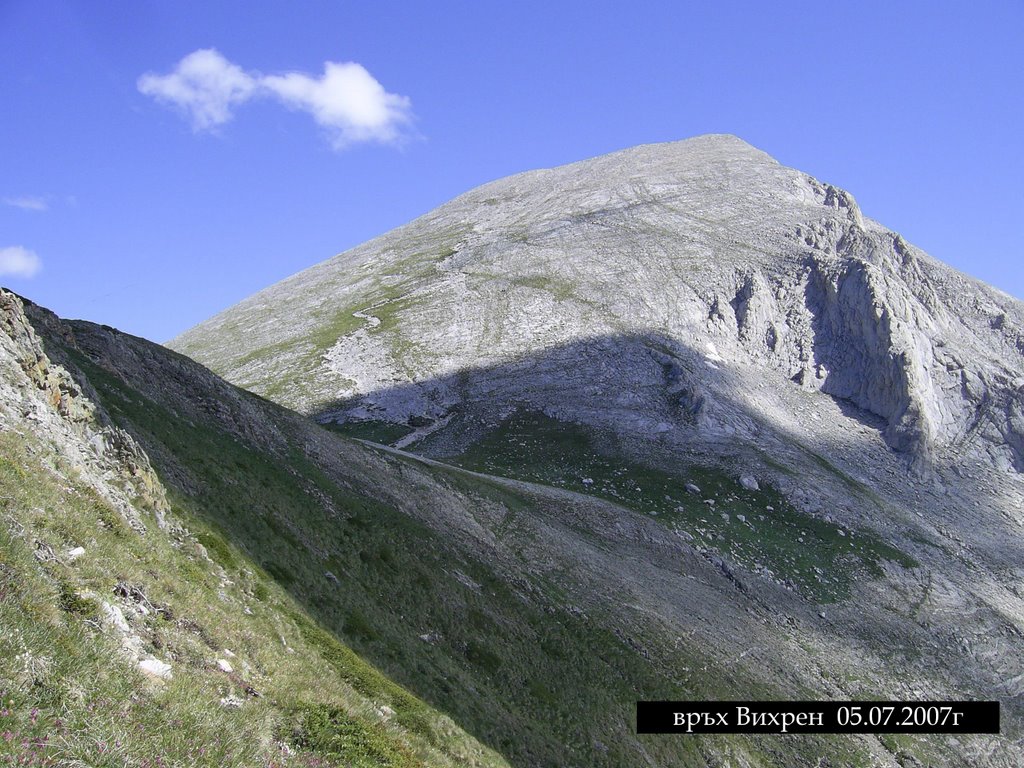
[1,0,1021,343]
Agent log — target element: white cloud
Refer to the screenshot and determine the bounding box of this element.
[138,49,257,131]
[0,246,42,278]
[3,196,48,212]
[262,62,412,148]
[138,50,413,148]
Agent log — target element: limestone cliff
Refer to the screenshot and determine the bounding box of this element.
[171,135,1024,477]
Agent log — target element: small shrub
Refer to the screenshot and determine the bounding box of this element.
[288,703,416,767]
[58,581,97,618]
[252,580,269,602]
[465,641,502,675]
[377,545,395,566]
[263,561,295,586]
[95,504,130,538]
[196,529,236,570]
[528,679,558,707]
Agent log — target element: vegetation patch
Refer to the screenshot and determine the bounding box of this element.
[286,703,420,768]
[321,418,415,446]
[448,410,917,603]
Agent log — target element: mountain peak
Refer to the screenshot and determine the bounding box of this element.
[172,138,1024,481]
[464,133,782,206]
[602,132,776,162]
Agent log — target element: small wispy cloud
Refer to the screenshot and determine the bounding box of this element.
[3,196,48,212]
[138,49,413,149]
[0,246,42,278]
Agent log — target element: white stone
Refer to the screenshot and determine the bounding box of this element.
[139,658,172,680]
[101,601,130,633]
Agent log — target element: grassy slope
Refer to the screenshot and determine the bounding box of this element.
[2,309,925,767]
[340,411,917,604]
[53,344,738,768]
[0,423,501,768]
[190,225,469,408]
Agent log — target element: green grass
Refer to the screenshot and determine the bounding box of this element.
[8,320,935,767]
[507,275,577,302]
[462,271,599,307]
[192,226,473,409]
[237,287,432,405]
[321,418,415,445]
[230,336,313,372]
[287,703,418,768]
[446,410,917,603]
[375,227,469,282]
[0,433,288,767]
[0,399,501,767]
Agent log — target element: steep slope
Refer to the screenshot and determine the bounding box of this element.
[6,285,1024,767]
[0,287,902,767]
[0,290,508,768]
[173,134,1024,480]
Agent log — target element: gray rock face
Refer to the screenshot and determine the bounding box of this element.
[0,290,170,531]
[171,134,1024,478]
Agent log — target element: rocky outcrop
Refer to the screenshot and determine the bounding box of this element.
[0,290,170,530]
[0,291,96,425]
[720,219,1024,473]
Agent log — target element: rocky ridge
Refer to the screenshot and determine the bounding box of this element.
[0,291,170,533]
[172,135,1024,482]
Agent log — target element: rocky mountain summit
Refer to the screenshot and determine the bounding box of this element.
[174,134,1024,483]
[172,137,1024,633]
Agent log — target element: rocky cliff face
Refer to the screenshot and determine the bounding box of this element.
[0,291,170,532]
[171,135,1024,479]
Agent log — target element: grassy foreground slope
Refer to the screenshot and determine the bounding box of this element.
[26,302,799,767]
[2,289,1005,767]
[0,290,507,768]
[0,429,505,768]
